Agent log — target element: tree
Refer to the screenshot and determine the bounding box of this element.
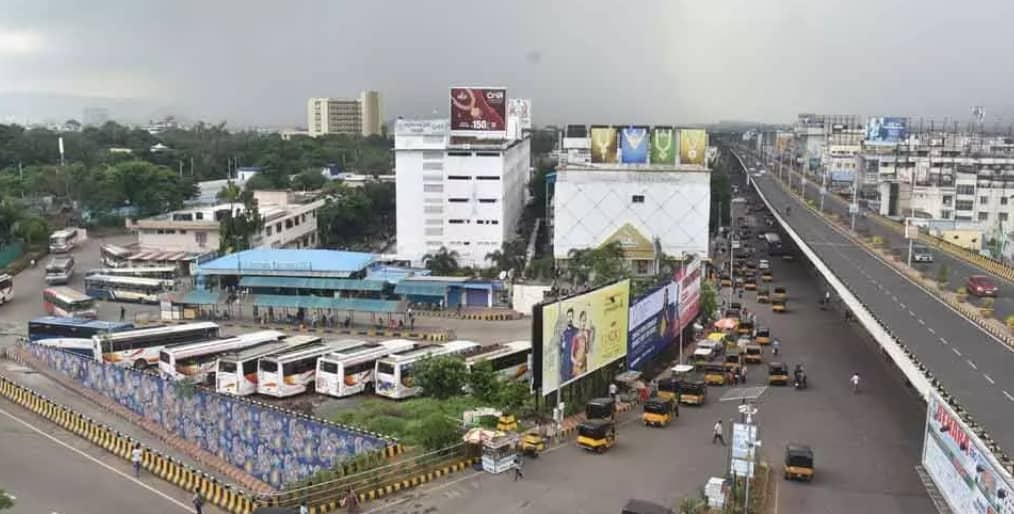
[219,188,263,253]
[423,247,460,275]
[0,489,13,510]
[466,361,500,404]
[291,168,327,191]
[495,381,532,412]
[412,356,468,399]
[700,281,718,323]
[416,413,461,451]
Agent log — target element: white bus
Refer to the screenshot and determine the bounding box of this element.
[215,335,322,396]
[100,244,132,268]
[257,340,361,398]
[45,255,75,285]
[49,228,79,253]
[463,340,532,381]
[42,287,96,319]
[84,274,172,304]
[158,330,285,383]
[92,322,220,369]
[85,266,177,281]
[315,339,417,398]
[0,273,12,305]
[374,340,481,400]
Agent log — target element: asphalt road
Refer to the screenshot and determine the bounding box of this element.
[734,147,1014,458]
[363,199,932,514]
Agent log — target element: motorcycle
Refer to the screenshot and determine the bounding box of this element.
[794,373,808,390]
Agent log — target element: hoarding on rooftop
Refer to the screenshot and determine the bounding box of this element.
[449,87,507,136]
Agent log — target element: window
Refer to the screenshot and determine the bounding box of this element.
[978,212,989,221]
[957,185,975,195]
[423,184,444,193]
[447,151,472,157]
[491,220,499,225]
[447,175,471,180]
[425,218,443,226]
[980,196,988,204]
[425,228,443,236]
[320,361,338,374]
[422,162,443,171]
[265,226,273,236]
[942,195,953,206]
[424,206,444,214]
[955,200,974,211]
[422,150,443,160]
[195,212,204,220]
[940,210,952,219]
[448,198,469,203]
[632,195,645,203]
[1003,197,1009,206]
[476,152,500,157]
[476,176,500,181]
[478,198,497,203]
[448,219,465,224]
[276,222,282,233]
[1001,213,1009,222]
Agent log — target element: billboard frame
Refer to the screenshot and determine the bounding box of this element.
[449,86,508,137]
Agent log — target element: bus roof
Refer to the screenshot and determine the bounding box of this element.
[463,340,531,364]
[99,322,219,342]
[161,330,285,360]
[87,266,176,274]
[44,287,92,302]
[29,316,133,331]
[100,244,132,257]
[217,339,315,362]
[380,340,480,363]
[85,274,168,286]
[263,340,360,363]
[50,228,77,238]
[321,340,416,365]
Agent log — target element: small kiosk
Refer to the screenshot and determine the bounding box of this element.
[463,428,519,474]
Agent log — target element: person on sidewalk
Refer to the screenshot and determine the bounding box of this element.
[712,420,726,445]
[344,487,360,514]
[131,444,143,478]
[608,382,618,404]
[192,488,205,514]
[513,455,524,481]
[120,306,126,321]
[299,501,309,514]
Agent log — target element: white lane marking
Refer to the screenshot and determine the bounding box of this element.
[1005,391,1014,402]
[940,337,948,345]
[909,310,917,317]
[927,327,936,334]
[891,295,898,302]
[900,302,907,309]
[918,319,926,325]
[0,406,191,512]
[967,360,977,370]
[984,375,995,384]
[953,348,963,357]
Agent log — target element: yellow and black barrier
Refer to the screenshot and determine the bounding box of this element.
[416,309,522,321]
[0,375,261,513]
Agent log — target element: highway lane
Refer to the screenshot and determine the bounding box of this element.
[735,149,1014,457]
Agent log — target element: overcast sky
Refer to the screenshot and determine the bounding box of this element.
[2,0,1013,127]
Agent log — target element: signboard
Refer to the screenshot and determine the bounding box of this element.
[829,170,855,183]
[627,281,678,370]
[865,116,908,145]
[590,126,618,163]
[620,126,649,164]
[394,119,449,136]
[775,132,794,153]
[449,87,507,136]
[507,98,531,130]
[650,127,676,165]
[679,129,708,165]
[731,423,758,478]
[538,280,630,395]
[923,390,1014,514]
[675,258,702,332]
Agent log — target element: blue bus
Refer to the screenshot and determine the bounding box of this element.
[28,316,134,342]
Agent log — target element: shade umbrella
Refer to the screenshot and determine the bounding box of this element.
[714,318,738,331]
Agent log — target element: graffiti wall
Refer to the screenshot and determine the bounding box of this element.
[26,343,390,489]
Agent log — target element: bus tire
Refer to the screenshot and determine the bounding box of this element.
[133,359,148,370]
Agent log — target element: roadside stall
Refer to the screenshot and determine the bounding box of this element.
[463,428,519,474]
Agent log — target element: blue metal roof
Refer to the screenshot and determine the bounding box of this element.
[180,289,223,306]
[252,294,402,313]
[366,265,430,284]
[197,249,375,278]
[394,282,448,297]
[239,276,386,292]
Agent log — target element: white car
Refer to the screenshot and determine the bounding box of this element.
[912,247,934,263]
[758,259,770,270]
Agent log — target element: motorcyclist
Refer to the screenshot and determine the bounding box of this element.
[794,364,807,388]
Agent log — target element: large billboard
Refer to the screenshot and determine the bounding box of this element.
[627,281,678,370]
[620,126,649,164]
[679,129,708,165]
[538,280,630,395]
[449,87,507,136]
[590,126,618,163]
[922,390,1014,514]
[775,132,794,154]
[507,98,531,130]
[675,257,702,332]
[865,116,908,144]
[650,127,676,165]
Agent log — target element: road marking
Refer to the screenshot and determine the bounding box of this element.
[953,348,963,357]
[985,375,995,384]
[0,405,191,512]
[918,318,926,325]
[900,302,907,309]
[940,337,948,345]
[927,327,936,334]
[967,360,977,370]
[1004,391,1014,402]
[909,310,917,317]
[891,295,898,302]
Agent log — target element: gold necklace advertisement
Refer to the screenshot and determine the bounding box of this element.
[590,126,618,163]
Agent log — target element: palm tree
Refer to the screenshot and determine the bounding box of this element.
[423,247,460,275]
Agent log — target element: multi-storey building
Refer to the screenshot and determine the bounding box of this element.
[307,91,382,137]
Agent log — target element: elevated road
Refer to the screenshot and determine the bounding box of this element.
[733,148,1014,458]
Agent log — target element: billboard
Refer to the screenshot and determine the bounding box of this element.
[679,129,708,165]
[865,116,908,144]
[922,390,1014,514]
[507,98,531,130]
[775,132,794,153]
[538,280,630,395]
[627,281,678,370]
[650,127,676,165]
[675,257,702,332]
[449,87,507,136]
[590,126,618,163]
[620,126,649,164]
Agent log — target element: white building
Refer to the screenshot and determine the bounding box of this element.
[394,119,531,267]
[553,164,710,273]
[128,190,325,253]
[307,91,382,137]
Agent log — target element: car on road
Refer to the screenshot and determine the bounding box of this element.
[911,246,933,263]
[966,275,999,297]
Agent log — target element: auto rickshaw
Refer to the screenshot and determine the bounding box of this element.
[736,320,754,336]
[585,397,615,421]
[772,298,786,313]
[496,414,518,432]
[706,331,726,343]
[724,349,743,373]
[773,287,787,301]
[756,287,770,304]
[744,277,757,291]
[744,343,763,364]
[755,327,771,345]
[703,364,728,385]
[641,397,677,427]
[784,444,815,481]
[720,274,733,287]
[724,305,742,320]
[518,431,545,457]
[677,377,707,405]
[768,361,789,385]
[576,419,616,453]
[761,270,774,282]
[656,375,680,402]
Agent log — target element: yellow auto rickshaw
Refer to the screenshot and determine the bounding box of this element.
[772,298,786,313]
[656,375,680,402]
[773,287,787,302]
[703,364,728,385]
[756,287,770,304]
[784,444,815,481]
[736,320,754,336]
[641,397,677,427]
[768,361,790,385]
[755,327,771,345]
[744,343,763,364]
[586,397,615,421]
[720,274,732,287]
[761,271,773,282]
[576,419,616,453]
[677,377,707,405]
[723,349,743,373]
[496,414,518,432]
[518,431,545,457]
[744,277,757,291]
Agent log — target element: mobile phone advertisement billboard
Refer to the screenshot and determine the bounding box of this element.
[627,281,678,370]
[449,87,507,136]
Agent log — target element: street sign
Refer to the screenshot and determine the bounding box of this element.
[819,187,827,196]
[849,204,858,214]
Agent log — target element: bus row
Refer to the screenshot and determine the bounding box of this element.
[41,275,174,317]
[27,317,532,401]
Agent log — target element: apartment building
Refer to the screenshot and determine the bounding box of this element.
[307,91,382,137]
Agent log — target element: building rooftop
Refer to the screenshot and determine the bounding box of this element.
[198,248,375,278]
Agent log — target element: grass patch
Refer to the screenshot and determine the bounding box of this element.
[333,396,486,448]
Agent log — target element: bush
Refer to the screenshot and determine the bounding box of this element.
[333,397,483,448]
[413,356,469,399]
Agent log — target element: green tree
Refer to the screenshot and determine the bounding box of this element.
[416,413,461,451]
[412,355,468,399]
[466,361,500,404]
[495,381,532,412]
[218,188,263,253]
[423,247,460,275]
[0,489,14,510]
[290,168,327,191]
[700,281,718,323]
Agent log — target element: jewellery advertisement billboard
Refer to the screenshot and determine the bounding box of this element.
[620,126,650,164]
[650,127,677,165]
[679,129,708,165]
[590,126,618,163]
[449,87,507,136]
[627,280,678,370]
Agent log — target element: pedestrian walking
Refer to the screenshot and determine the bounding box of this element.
[299,501,309,514]
[712,420,726,445]
[741,364,748,384]
[772,339,780,356]
[608,382,618,404]
[513,455,524,481]
[344,487,360,514]
[192,489,205,514]
[131,443,143,478]
[120,305,126,321]
[850,372,861,394]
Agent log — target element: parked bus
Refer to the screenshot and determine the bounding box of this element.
[100,244,132,268]
[49,228,79,253]
[84,274,171,304]
[764,232,785,256]
[215,335,322,396]
[463,340,532,381]
[85,266,176,281]
[315,339,418,398]
[45,255,75,285]
[28,316,134,342]
[91,322,220,369]
[0,273,12,305]
[158,330,285,383]
[42,287,96,319]
[374,340,482,399]
[257,340,360,398]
